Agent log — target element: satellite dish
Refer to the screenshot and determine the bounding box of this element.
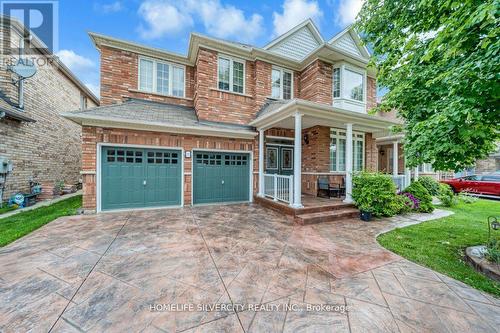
[10,58,37,79]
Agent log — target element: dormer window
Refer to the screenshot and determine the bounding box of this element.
[218,55,245,94]
[271,67,293,100]
[332,63,367,113]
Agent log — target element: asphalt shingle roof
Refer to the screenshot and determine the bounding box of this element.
[66,98,255,132]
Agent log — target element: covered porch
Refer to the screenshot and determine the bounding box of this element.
[250,99,402,210]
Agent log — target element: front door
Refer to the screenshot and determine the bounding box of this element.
[265,145,294,175]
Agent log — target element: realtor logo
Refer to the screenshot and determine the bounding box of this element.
[1,0,58,54]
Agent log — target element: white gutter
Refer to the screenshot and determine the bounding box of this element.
[62,113,257,140]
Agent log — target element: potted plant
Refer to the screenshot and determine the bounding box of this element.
[359,204,373,222]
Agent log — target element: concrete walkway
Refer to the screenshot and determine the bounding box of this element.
[0,191,82,220]
[0,205,498,332]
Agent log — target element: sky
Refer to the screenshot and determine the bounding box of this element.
[36,0,364,98]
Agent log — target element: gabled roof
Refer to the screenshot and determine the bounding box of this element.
[263,19,324,61]
[328,25,370,59]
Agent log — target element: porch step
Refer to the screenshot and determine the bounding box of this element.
[296,203,355,215]
[295,208,359,225]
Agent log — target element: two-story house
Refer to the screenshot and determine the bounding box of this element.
[0,16,98,203]
[64,19,411,215]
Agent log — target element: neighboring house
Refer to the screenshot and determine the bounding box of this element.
[0,17,99,202]
[452,144,500,178]
[64,19,419,213]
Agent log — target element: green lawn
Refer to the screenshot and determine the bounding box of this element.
[0,205,16,215]
[0,195,82,247]
[378,199,500,297]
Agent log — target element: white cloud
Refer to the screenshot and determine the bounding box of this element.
[272,0,323,36]
[138,1,193,39]
[56,50,95,72]
[94,1,124,14]
[85,83,100,98]
[137,0,264,43]
[336,0,363,27]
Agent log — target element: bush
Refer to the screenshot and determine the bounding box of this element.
[352,172,400,217]
[403,181,434,213]
[458,192,478,204]
[486,238,500,264]
[396,193,414,214]
[438,183,457,207]
[418,176,440,196]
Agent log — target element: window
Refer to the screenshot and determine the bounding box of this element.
[333,68,341,98]
[344,69,364,101]
[332,65,366,103]
[271,68,293,99]
[80,94,88,110]
[139,57,185,97]
[266,147,278,169]
[218,55,245,94]
[330,129,364,172]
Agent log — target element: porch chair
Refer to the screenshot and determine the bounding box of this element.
[317,176,341,198]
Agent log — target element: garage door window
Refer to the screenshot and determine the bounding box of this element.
[225,155,247,165]
[196,153,222,165]
[107,149,143,163]
[147,151,179,164]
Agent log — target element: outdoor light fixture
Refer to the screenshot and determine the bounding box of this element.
[487,216,499,240]
[303,134,309,145]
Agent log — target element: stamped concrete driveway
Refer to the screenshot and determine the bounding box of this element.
[1,204,499,332]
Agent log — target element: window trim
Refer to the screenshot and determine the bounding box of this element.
[138,56,186,98]
[332,63,367,104]
[217,54,246,94]
[271,66,294,100]
[329,128,365,172]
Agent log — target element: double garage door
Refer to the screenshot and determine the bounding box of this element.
[100,147,249,210]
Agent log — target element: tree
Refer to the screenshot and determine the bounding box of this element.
[357,0,500,171]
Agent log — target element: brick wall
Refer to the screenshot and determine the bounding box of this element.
[0,26,97,200]
[366,76,377,112]
[81,126,257,210]
[100,45,195,107]
[299,60,333,105]
[194,48,257,125]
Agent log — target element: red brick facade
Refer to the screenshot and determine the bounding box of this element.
[81,126,257,210]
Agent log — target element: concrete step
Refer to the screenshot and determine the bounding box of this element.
[296,203,356,215]
[295,208,359,225]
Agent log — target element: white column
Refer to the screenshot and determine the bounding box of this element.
[344,123,353,203]
[258,129,264,197]
[292,113,303,208]
[392,141,399,176]
[414,166,419,181]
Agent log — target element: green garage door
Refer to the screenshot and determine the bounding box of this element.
[193,152,250,204]
[101,147,181,210]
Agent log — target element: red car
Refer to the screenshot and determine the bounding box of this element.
[441,174,500,196]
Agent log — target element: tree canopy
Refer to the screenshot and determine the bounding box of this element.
[357,0,500,171]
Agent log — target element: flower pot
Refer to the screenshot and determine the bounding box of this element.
[360,211,372,222]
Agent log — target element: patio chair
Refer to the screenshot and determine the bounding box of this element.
[317,176,341,198]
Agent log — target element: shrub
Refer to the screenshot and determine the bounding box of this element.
[352,172,400,217]
[438,183,457,207]
[418,176,440,196]
[458,192,478,204]
[403,181,434,213]
[396,193,414,214]
[486,238,500,264]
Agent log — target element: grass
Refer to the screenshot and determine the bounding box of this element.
[0,205,16,215]
[0,195,82,247]
[378,199,500,297]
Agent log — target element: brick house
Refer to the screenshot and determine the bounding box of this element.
[0,17,99,202]
[64,19,419,214]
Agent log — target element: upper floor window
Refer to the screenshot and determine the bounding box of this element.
[80,94,88,110]
[139,57,185,98]
[218,55,244,94]
[332,65,366,103]
[271,67,293,100]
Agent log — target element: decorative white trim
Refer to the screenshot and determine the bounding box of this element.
[191,148,254,206]
[96,143,185,213]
